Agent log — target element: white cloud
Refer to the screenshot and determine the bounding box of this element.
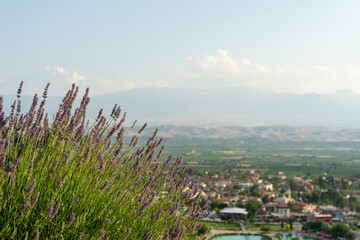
[125,81,135,90]
[54,66,68,74]
[199,55,217,69]
[186,49,274,78]
[66,71,84,83]
[242,58,252,66]
[156,80,170,88]
[48,66,84,83]
[0,77,6,83]
[184,49,360,94]
[216,49,239,73]
[189,49,240,74]
[40,51,360,95]
[255,63,271,73]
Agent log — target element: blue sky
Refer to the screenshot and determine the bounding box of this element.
[1,1,360,96]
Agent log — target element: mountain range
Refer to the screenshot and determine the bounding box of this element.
[2,87,360,128]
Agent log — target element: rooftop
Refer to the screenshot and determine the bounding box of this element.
[219,207,248,215]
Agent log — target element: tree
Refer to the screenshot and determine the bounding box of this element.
[245,199,261,217]
[311,191,320,203]
[320,222,332,233]
[262,195,270,204]
[260,225,271,232]
[318,176,323,188]
[331,223,354,239]
[302,221,323,232]
[287,201,296,212]
[210,200,228,211]
[197,224,209,236]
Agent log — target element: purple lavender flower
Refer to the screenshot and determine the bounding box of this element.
[139,123,147,134]
[176,156,183,165]
[96,109,103,121]
[20,202,29,212]
[47,201,60,221]
[28,161,34,171]
[47,200,54,216]
[55,174,62,188]
[17,81,24,98]
[42,83,50,99]
[10,175,16,188]
[62,152,70,163]
[92,178,98,191]
[156,146,165,159]
[115,106,121,118]
[141,227,153,240]
[164,155,173,166]
[6,159,19,174]
[125,228,131,237]
[25,178,35,197]
[106,184,112,193]
[111,104,118,118]
[117,189,122,199]
[99,229,106,240]
[48,202,61,221]
[64,213,75,228]
[30,192,40,208]
[99,161,104,173]
[16,100,21,113]
[33,225,40,240]
[100,181,108,191]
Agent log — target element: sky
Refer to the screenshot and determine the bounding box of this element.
[1,1,360,96]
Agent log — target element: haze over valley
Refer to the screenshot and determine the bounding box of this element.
[4,87,360,128]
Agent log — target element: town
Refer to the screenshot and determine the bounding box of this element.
[186,169,360,239]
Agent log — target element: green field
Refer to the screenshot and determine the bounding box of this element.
[154,137,360,178]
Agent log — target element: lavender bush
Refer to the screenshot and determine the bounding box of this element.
[0,82,208,239]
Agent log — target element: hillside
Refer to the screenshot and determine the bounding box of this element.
[133,125,360,142]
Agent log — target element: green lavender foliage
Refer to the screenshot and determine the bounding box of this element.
[0,82,208,239]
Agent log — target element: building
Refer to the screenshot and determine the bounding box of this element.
[254,203,291,222]
[219,207,248,220]
[344,211,357,224]
[276,203,290,218]
[239,182,254,189]
[312,214,332,222]
[292,213,309,223]
[262,182,273,191]
[278,172,287,180]
[294,202,314,213]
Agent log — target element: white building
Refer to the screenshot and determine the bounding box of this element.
[239,182,254,189]
[219,207,248,220]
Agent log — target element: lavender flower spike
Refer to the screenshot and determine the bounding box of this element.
[33,226,40,240]
[55,174,62,188]
[64,213,75,228]
[25,178,36,196]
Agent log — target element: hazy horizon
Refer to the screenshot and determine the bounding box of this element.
[4,85,360,128]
